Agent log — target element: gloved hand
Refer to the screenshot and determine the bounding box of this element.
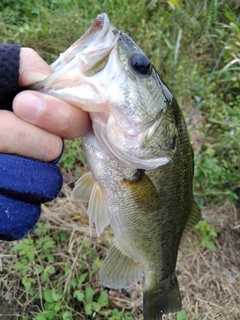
[0,45,89,241]
[0,152,63,241]
[0,44,64,241]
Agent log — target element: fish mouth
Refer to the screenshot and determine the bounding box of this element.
[51,13,120,75]
[30,13,120,91]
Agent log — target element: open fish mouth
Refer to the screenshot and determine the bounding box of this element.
[51,13,120,74]
[30,13,120,91]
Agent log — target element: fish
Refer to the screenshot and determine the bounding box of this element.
[29,13,201,320]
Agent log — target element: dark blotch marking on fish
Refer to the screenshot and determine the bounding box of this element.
[169,135,177,150]
[121,169,145,185]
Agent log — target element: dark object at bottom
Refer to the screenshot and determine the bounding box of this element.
[0,153,63,241]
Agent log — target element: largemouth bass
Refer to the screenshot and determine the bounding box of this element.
[30,13,201,320]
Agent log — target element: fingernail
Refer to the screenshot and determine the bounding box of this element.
[13,92,42,120]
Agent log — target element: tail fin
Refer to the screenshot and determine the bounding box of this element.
[143,276,182,320]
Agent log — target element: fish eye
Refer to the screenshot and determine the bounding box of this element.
[129,53,152,75]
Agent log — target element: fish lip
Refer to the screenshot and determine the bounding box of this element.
[91,13,109,30]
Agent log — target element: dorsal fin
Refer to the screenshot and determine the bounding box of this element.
[182,200,201,241]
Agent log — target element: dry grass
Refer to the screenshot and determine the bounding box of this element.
[0,174,240,319]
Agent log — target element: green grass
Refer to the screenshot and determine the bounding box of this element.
[10,221,134,319]
[0,0,240,318]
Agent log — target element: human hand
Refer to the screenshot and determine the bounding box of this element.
[0,47,90,162]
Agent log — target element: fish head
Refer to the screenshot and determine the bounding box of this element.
[31,13,178,170]
[104,30,179,170]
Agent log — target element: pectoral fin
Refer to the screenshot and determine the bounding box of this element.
[72,172,110,237]
[88,182,110,236]
[100,241,142,289]
[72,172,95,202]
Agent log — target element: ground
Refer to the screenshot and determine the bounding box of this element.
[0,178,239,319]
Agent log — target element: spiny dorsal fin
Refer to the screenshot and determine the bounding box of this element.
[72,172,111,237]
[100,241,142,289]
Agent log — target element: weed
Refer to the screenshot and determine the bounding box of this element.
[59,138,86,171]
[176,309,197,320]
[194,220,218,251]
[177,309,187,320]
[193,73,240,205]
[9,221,135,319]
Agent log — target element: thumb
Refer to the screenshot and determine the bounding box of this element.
[19,48,53,87]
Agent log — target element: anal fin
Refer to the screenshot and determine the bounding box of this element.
[100,241,142,289]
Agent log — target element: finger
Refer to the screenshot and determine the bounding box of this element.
[19,48,53,86]
[13,91,91,139]
[0,110,62,162]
